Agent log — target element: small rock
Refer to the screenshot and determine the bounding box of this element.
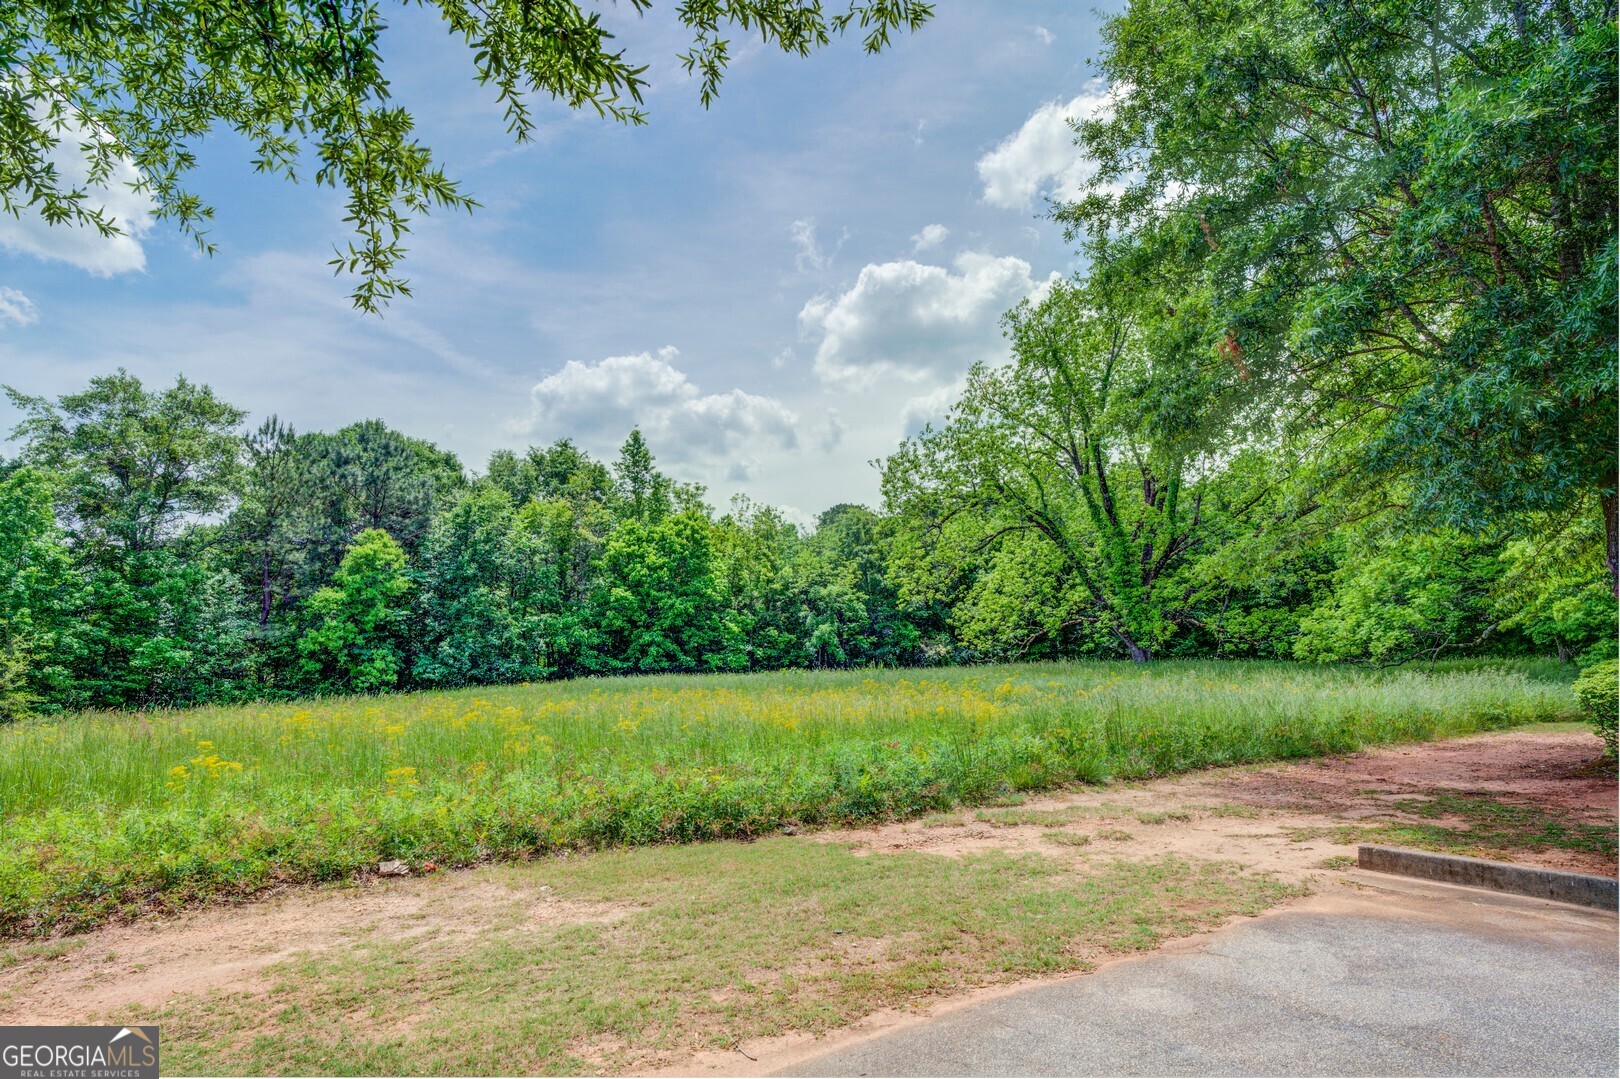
[377,859,411,877]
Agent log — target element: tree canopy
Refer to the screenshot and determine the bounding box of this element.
[2,0,933,309]
[1055,0,1618,593]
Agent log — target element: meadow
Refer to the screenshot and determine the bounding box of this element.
[0,658,1578,937]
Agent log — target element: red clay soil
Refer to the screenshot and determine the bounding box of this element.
[1202,728,1616,820]
[1163,728,1618,875]
[821,728,1617,880]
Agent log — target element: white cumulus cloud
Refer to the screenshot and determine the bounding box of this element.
[800,252,1054,388]
[515,347,801,473]
[0,287,39,328]
[899,378,968,435]
[976,85,1115,212]
[910,223,949,252]
[0,121,155,275]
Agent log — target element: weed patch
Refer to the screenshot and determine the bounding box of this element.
[973,808,1082,828]
[1133,810,1193,825]
[1202,803,1261,819]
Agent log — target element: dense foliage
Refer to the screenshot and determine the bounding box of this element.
[883,0,1616,677]
[1055,0,1618,594]
[0,371,948,714]
[0,365,1611,716]
[1573,658,1617,757]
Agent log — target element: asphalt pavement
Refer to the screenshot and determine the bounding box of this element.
[781,875,1620,1077]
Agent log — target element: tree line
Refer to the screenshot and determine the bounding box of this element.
[0,372,933,715]
[0,355,1610,719]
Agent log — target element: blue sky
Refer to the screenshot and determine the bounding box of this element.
[0,1,1121,525]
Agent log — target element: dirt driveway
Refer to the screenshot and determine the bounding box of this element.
[825,726,1616,880]
[0,726,1612,1074]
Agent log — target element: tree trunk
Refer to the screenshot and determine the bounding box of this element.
[259,550,274,629]
[1602,487,1618,600]
[1119,631,1152,663]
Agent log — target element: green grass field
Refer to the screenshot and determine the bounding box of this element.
[0,658,1577,936]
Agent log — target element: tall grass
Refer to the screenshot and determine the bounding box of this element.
[0,659,1574,935]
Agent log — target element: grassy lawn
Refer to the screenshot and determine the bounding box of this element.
[0,658,1576,936]
[132,840,1297,1076]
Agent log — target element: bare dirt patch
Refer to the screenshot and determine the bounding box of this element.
[1181,728,1618,876]
[0,870,627,1025]
[827,790,1358,883]
[1198,728,1615,820]
[820,728,1617,878]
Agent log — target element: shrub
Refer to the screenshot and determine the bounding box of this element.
[1573,658,1618,758]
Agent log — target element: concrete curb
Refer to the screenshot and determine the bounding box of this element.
[1358,845,1619,911]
